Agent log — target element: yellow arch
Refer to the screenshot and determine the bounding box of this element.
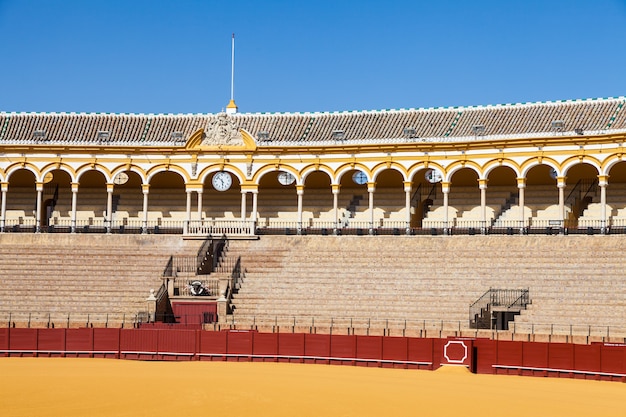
[75,163,111,182]
[561,156,601,176]
[198,164,246,185]
[111,164,148,183]
[482,158,521,179]
[146,164,190,184]
[444,160,483,182]
[334,162,372,184]
[519,156,561,177]
[299,163,334,185]
[40,163,77,183]
[371,162,409,182]
[5,162,42,181]
[406,161,445,182]
[252,164,301,185]
[602,153,626,176]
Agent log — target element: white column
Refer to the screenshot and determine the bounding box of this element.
[442,182,450,234]
[367,182,375,234]
[185,190,192,234]
[296,185,304,233]
[599,175,608,233]
[557,176,566,225]
[0,182,8,232]
[479,179,488,233]
[517,178,526,232]
[404,181,412,235]
[332,184,340,233]
[251,190,258,222]
[35,182,43,233]
[142,184,150,233]
[240,191,247,222]
[106,183,114,233]
[71,182,79,233]
[197,190,203,220]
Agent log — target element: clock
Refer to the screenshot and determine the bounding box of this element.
[212,171,232,191]
[278,171,295,186]
[43,172,54,184]
[424,169,443,184]
[113,172,129,185]
[352,171,368,185]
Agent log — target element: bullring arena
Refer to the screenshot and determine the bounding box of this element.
[1,97,626,414]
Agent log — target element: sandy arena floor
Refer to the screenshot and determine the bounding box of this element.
[0,358,625,417]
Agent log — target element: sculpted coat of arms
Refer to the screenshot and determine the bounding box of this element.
[202,113,244,146]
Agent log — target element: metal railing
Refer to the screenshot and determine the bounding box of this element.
[469,288,530,328]
[2,216,626,236]
[187,220,254,236]
[2,310,626,339]
[173,279,220,297]
[225,314,626,338]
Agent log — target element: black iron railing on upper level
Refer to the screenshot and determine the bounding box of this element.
[469,288,530,326]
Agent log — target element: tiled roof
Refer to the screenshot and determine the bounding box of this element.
[0,97,625,147]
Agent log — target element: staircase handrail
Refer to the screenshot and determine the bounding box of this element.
[469,288,530,325]
[469,288,492,323]
[410,183,422,206]
[162,256,174,277]
[224,256,245,312]
[506,289,530,309]
[565,178,597,207]
[195,235,216,275]
[210,234,229,272]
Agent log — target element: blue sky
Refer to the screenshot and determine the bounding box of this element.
[1,0,625,114]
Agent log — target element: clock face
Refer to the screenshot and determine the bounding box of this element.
[352,171,368,185]
[113,172,129,185]
[425,169,443,184]
[212,171,232,191]
[278,171,295,186]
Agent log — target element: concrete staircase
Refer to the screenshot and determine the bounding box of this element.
[229,235,626,336]
[0,234,201,327]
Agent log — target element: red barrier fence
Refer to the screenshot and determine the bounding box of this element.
[0,328,624,381]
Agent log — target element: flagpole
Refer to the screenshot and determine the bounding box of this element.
[230,33,235,102]
[226,33,238,114]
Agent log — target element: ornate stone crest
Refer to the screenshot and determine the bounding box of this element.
[201,113,244,146]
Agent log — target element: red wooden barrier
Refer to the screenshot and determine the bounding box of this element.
[1,327,625,382]
[199,330,228,360]
[252,332,278,362]
[440,338,472,368]
[473,338,496,374]
[9,328,38,356]
[329,334,356,365]
[0,328,9,355]
[65,328,93,357]
[494,340,519,375]
[521,341,549,376]
[599,343,626,380]
[92,328,120,358]
[304,333,331,364]
[381,336,408,368]
[356,335,383,367]
[226,331,254,360]
[171,302,217,325]
[408,337,434,369]
[37,329,66,356]
[277,333,305,362]
[573,344,601,379]
[157,329,196,360]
